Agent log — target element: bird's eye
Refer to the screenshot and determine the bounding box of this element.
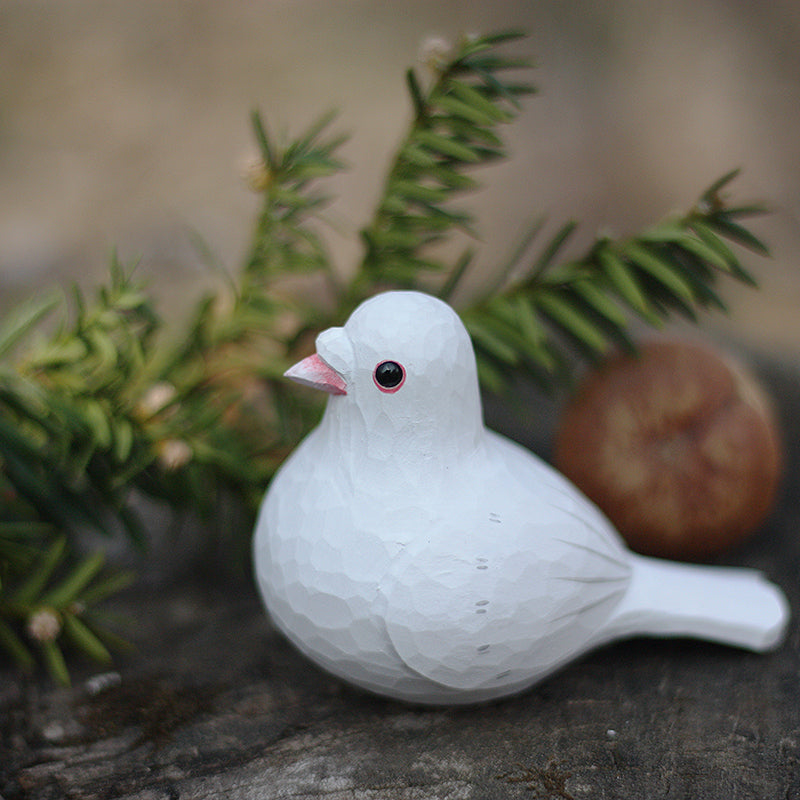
[373,360,405,393]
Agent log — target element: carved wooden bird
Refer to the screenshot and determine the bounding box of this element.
[253,290,788,704]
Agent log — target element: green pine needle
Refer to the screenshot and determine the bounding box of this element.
[41,640,70,687]
[356,31,534,299]
[462,171,769,389]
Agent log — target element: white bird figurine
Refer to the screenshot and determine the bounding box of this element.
[253,290,789,705]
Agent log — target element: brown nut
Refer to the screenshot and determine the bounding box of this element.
[553,338,783,561]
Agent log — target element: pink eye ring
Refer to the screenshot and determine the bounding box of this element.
[373,360,405,393]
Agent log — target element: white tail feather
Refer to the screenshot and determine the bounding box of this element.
[595,554,789,652]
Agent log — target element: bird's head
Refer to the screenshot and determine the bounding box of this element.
[285,291,484,463]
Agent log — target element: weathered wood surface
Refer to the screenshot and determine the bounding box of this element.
[2,355,800,800]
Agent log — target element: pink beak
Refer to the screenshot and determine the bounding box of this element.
[284,353,347,395]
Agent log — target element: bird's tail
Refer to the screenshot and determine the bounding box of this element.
[595,554,789,652]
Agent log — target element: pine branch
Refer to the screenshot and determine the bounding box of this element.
[1,260,159,542]
[462,170,768,391]
[0,537,133,684]
[244,109,347,285]
[352,31,535,302]
[149,112,350,513]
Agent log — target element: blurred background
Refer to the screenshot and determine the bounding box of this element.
[1,0,798,360]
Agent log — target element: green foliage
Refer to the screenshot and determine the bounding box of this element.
[462,170,767,390]
[0,258,158,543]
[0,535,133,685]
[246,108,348,282]
[0,30,769,683]
[355,30,534,298]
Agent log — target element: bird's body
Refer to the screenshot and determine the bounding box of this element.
[254,291,788,705]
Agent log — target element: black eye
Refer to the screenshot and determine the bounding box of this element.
[373,360,405,392]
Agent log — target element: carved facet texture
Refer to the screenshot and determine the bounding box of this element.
[253,291,789,705]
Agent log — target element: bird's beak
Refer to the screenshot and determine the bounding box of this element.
[284,353,347,395]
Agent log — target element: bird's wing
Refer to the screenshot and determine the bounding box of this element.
[483,429,624,545]
[378,457,631,691]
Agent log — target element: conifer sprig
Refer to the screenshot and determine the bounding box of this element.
[355,31,535,297]
[245,109,347,282]
[0,536,133,685]
[0,258,158,543]
[461,169,767,390]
